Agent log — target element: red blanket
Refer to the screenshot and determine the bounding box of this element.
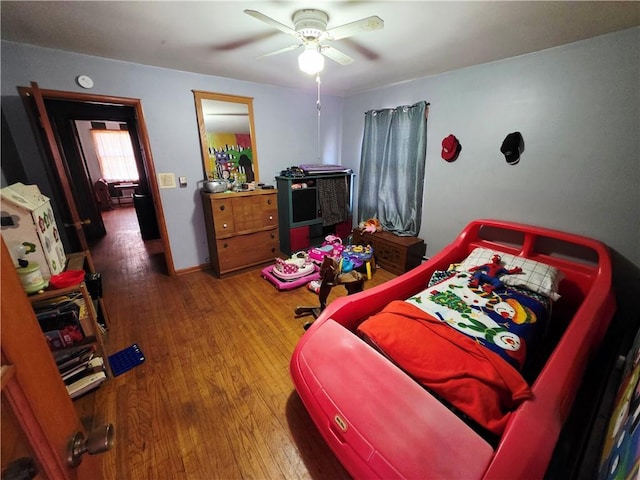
[357,300,533,435]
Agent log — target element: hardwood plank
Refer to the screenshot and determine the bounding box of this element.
[85,206,397,479]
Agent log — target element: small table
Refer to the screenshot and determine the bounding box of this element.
[113,183,138,205]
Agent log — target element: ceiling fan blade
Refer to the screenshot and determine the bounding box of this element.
[258,43,302,58]
[212,31,279,52]
[320,46,354,65]
[244,10,297,36]
[339,38,381,61]
[323,15,384,41]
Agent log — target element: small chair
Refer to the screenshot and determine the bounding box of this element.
[294,255,365,330]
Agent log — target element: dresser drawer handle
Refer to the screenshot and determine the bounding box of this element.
[223,243,228,249]
[271,233,275,239]
[271,247,276,253]
[219,205,225,211]
[223,223,228,229]
[267,199,272,205]
[268,215,273,220]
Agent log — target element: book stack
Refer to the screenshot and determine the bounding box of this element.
[54,346,107,399]
[33,293,88,352]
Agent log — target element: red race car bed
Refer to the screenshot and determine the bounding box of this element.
[290,219,615,479]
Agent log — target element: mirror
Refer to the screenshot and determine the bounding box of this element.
[193,90,259,184]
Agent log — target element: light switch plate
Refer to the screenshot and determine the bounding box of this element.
[178,176,187,187]
[158,173,176,188]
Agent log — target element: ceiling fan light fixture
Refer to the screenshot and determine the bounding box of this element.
[298,44,324,74]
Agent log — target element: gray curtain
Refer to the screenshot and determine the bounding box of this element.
[357,101,428,236]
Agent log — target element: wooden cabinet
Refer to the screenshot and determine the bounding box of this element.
[201,190,279,276]
[352,229,426,275]
[276,173,354,255]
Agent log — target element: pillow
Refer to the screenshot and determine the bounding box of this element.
[456,247,563,301]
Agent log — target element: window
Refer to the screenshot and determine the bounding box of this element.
[90,130,139,182]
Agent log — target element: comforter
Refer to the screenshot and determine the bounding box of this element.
[357,270,551,435]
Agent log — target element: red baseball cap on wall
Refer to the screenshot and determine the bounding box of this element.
[441,134,460,161]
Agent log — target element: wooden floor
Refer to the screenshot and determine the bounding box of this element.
[80,206,396,479]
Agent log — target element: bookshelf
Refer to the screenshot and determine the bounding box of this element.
[28,266,110,398]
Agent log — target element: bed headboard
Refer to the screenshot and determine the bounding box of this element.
[454,219,612,304]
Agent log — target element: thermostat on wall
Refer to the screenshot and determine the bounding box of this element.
[76,75,94,89]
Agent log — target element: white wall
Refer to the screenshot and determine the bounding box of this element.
[341,27,640,288]
[1,41,341,270]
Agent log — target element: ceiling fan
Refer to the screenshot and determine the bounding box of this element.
[244,8,384,74]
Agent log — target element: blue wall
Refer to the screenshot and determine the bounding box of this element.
[342,28,639,270]
[2,28,638,303]
[0,41,342,270]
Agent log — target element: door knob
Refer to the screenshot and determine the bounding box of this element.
[67,424,114,467]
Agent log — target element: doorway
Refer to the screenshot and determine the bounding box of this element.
[44,99,154,242]
[18,86,174,276]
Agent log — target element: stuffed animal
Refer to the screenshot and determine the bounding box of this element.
[359,218,382,234]
[468,254,523,293]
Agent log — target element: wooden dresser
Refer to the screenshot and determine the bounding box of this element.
[352,229,426,275]
[201,189,279,276]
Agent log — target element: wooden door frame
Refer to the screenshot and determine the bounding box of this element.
[18,86,175,276]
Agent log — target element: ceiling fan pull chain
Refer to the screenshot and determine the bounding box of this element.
[316,74,322,162]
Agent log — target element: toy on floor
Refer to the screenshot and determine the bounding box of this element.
[309,235,345,263]
[307,279,321,294]
[108,343,145,377]
[295,255,365,330]
[272,256,315,280]
[262,251,320,290]
[341,244,375,279]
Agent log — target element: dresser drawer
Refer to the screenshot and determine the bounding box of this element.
[211,198,235,236]
[232,194,277,232]
[217,229,279,273]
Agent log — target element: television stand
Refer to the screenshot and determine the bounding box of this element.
[276,172,354,255]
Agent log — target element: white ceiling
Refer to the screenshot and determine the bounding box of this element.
[2,1,639,96]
